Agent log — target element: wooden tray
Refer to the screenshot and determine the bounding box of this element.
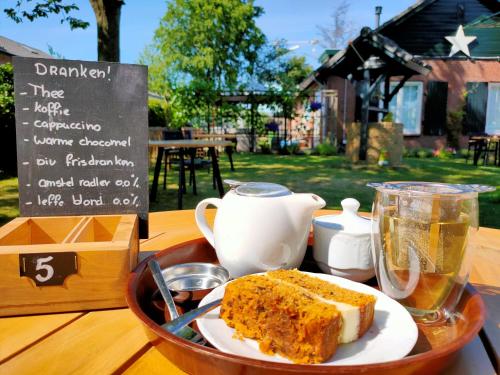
[126,238,486,375]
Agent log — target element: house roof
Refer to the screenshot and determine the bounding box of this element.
[375,0,500,57]
[318,49,340,64]
[462,12,500,57]
[376,0,437,33]
[377,0,499,33]
[300,27,431,91]
[0,35,52,59]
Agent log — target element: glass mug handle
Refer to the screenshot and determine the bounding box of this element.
[195,198,223,248]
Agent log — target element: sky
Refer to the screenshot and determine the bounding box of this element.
[1,0,415,69]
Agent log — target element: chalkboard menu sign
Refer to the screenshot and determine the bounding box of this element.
[13,57,149,237]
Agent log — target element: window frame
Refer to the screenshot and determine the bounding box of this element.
[485,82,500,135]
[389,81,424,136]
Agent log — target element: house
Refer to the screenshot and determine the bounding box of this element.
[0,35,52,64]
[300,0,500,149]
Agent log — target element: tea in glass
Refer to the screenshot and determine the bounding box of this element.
[369,182,494,322]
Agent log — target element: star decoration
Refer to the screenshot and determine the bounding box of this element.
[445,25,476,57]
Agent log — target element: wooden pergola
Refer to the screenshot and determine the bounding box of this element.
[215,90,286,152]
[301,27,431,160]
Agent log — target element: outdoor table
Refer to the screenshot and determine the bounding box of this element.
[192,134,239,158]
[192,133,238,140]
[0,209,498,374]
[148,140,234,209]
[470,135,500,166]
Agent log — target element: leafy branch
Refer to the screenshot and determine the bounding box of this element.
[4,0,89,29]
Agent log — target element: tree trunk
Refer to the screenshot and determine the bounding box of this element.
[89,0,123,62]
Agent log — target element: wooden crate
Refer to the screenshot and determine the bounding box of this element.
[0,214,139,316]
[346,122,404,166]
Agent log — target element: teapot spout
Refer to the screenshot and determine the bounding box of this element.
[291,193,326,214]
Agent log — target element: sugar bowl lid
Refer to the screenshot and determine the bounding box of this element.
[313,198,371,234]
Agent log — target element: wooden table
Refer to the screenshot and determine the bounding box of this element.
[148,140,234,209]
[192,133,237,140]
[192,134,238,157]
[0,210,498,374]
[469,135,500,166]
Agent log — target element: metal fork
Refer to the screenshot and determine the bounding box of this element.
[148,259,206,344]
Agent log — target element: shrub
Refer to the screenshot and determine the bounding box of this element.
[378,148,389,165]
[0,63,17,176]
[287,143,301,155]
[433,147,455,159]
[314,140,337,156]
[258,138,271,154]
[148,99,170,127]
[382,112,394,122]
[457,148,469,159]
[446,109,464,150]
[416,148,433,158]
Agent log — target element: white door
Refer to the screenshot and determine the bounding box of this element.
[389,81,423,135]
[485,83,500,135]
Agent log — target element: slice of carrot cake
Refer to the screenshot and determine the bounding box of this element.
[219,269,376,364]
[267,269,376,343]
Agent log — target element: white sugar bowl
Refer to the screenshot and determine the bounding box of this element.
[313,198,375,282]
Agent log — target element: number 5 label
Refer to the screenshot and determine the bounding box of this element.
[19,252,78,286]
[35,256,55,283]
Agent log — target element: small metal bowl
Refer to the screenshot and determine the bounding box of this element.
[161,262,229,303]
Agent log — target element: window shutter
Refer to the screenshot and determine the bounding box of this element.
[423,81,448,136]
[464,82,488,135]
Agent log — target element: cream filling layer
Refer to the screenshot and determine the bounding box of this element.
[264,275,361,344]
[316,297,360,343]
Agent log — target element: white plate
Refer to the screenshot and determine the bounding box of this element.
[196,272,418,366]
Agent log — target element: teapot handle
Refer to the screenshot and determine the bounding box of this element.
[195,198,222,248]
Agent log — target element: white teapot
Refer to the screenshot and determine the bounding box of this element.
[195,181,325,278]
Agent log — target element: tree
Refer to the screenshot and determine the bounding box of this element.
[3,0,123,62]
[257,42,313,152]
[89,0,124,62]
[3,0,89,29]
[317,0,356,50]
[142,0,266,129]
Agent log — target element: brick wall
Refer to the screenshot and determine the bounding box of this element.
[0,54,12,64]
[421,59,500,111]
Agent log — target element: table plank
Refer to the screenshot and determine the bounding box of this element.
[141,210,215,251]
[474,284,500,369]
[123,347,187,375]
[193,134,237,140]
[469,230,500,288]
[0,309,149,375]
[0,312,83,363]
[149,140,233,148]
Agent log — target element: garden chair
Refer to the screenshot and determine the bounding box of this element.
[483,136,499,166]
[466,135,487,166]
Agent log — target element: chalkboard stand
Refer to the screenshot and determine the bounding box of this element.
[12,57,149,238]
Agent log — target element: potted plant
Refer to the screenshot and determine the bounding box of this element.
[309,101,322,112]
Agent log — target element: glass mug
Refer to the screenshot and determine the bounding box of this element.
[369,182,494,323]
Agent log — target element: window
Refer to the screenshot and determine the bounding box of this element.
[388,81,423,135]
[485,83,500,135]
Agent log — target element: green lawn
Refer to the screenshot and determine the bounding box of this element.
[150,153,500,228]
[1,154,499,228]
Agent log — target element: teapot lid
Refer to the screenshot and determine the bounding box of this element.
[233,182,291,197]
[313,198,371,234]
